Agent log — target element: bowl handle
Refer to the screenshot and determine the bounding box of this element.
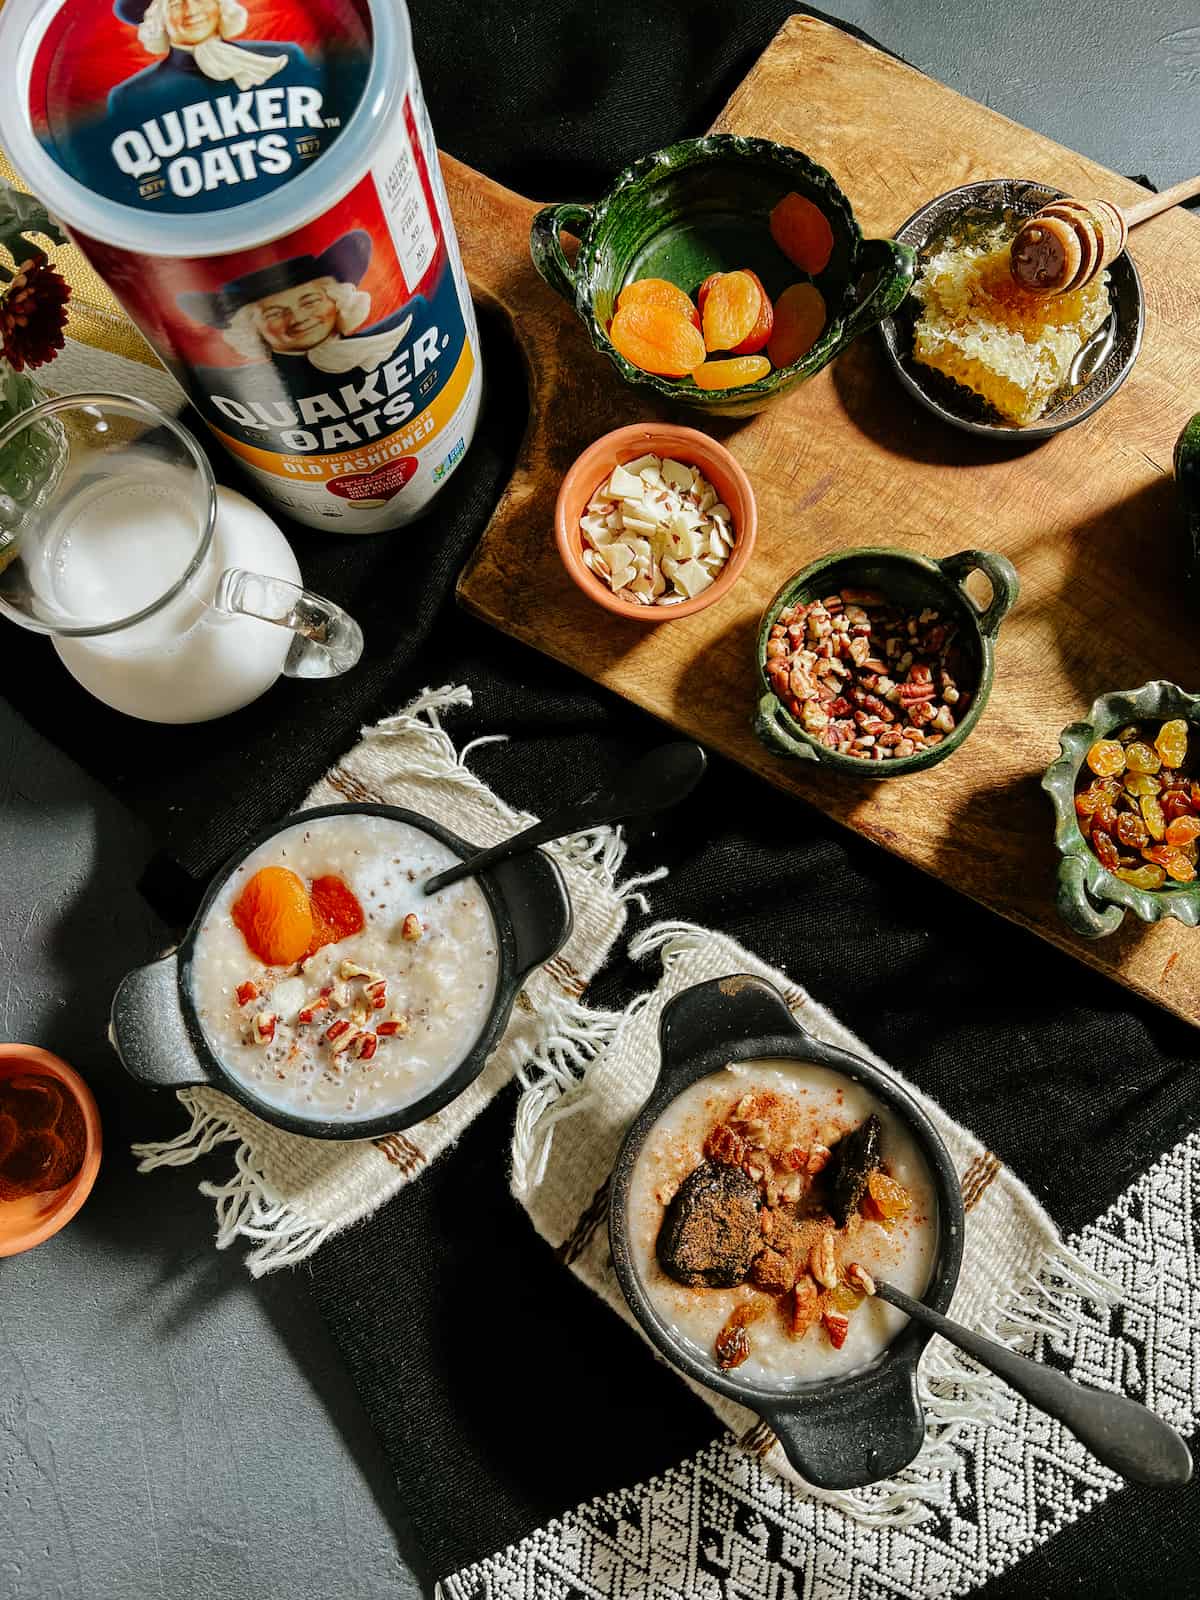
[839,237,916,346]
[530,201,594,305]
[761,1360,926,1490]
[936,549,1021,638]
[109,951,214,1090]
[659,974,802,1084]
[487,847,574,983]
[1056,855,1125,939]
[755,691,819,762]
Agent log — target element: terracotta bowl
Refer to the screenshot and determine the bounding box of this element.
[555,422,757,622]
[0,1044,102,1257]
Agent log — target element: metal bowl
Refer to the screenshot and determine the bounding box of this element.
[879,179,1144,440]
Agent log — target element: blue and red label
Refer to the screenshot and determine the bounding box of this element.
[30,0,371,211]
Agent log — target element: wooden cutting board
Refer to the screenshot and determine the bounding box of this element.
[447,14,1200,1026]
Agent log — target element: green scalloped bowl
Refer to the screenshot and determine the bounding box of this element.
[1043,682,1200,938]
[530,134,915,418]
[1175,412,1200,590]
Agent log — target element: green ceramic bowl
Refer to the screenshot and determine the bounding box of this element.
[1043,682,1200,938]
[530,134,915,419]
[1175,413,1200,591]
[755,546,1019,776]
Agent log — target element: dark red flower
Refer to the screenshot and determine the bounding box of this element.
[0,256,70,372]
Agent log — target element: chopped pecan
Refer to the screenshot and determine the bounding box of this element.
[704,1122,746,1167]
[789,1278,821,1337]
[809,1230,839,1291]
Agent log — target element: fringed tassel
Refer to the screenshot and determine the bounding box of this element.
[132,1090,241,1170]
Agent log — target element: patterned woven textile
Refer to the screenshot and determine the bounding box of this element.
[132,685,654,1273]
[436,927,1198,1598]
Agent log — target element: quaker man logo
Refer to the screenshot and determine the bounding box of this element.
[115,0,289,90]
[178,231,414,378]
[178,230,445,452]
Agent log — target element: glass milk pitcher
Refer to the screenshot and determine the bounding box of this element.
[0,393,362,723]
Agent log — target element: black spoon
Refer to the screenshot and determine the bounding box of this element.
[422,741,708,896]
[874,1276,1193,1487]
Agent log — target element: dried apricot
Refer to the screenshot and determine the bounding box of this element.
[609,301,706,377]
[1116,863,1166,889]
[1125,741,1161,775]
[1086,738,1125,776]
[702,270,766,354]
[616,277,700,330]
[769,191,835,275]
[232,866,314,966]
[692,355,771,390]
[736,270,774,354]
[695,271,721,313]
[1156,719,1189,769]
[767,282,826,368]
[1166,815,1200,846]
[306,874,365,958]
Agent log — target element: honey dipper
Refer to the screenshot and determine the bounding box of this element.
[1010,174,1200,293]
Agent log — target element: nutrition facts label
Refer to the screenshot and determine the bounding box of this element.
[376,96,438,289]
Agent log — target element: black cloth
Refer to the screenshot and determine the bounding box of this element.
[6,3,1198,1595]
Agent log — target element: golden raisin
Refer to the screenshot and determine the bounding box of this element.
[1086,739,1125,777]
[1141,793,1166,841]
[865,1170,911,1221]
[1115,863,1166,889]
[1125,741,1162,775]
[1155,719,1189,769]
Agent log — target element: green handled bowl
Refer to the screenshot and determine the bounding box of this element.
[1175,413,1200,591]
[1043,681,1200,939]
[530,134,915,418]
[754,546,1019,776]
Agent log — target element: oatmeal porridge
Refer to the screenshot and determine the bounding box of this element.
[627,1059,938,1384]
[191,814,499,1122]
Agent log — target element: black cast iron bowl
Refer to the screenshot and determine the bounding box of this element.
[879,179,1144,440]
[109,803,573,1140]
[608,974,964,1490]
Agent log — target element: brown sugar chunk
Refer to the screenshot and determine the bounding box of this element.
[749,1246,797,1296]
[657,1160,762,1288]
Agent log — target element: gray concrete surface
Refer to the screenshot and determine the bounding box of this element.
[2,5,1198,1598]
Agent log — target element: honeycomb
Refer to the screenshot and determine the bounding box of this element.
[911,236,1112,426]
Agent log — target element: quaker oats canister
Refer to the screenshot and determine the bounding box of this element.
[0,0,482,532]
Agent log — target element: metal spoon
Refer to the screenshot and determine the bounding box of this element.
[875,1277,1193,1487]
[423,741,707,896]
